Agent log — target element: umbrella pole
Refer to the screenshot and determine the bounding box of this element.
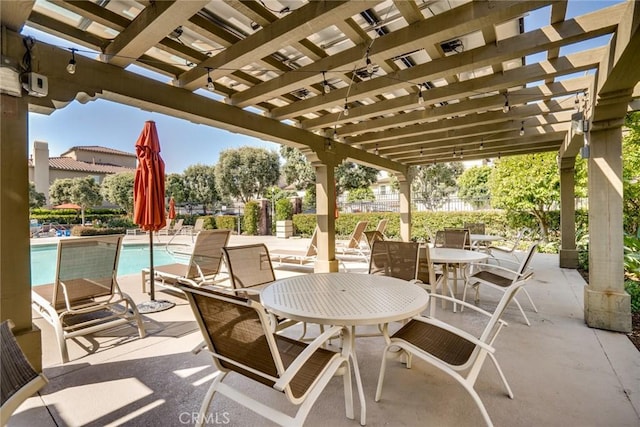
[149,232,155,301]
[137,230,175,314]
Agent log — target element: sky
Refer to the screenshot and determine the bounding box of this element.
[24,0,622,174]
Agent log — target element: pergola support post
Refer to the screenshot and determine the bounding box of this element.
[313,162,339,272]
[396,174,411,242]
[584,122,631,332]
[559,157,579,268]
[0,94,42,370]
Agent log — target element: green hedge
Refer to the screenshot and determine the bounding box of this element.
[243,201,259,235]
[292,209,589,244]
[71,226,126,236]
[31,208,127,225]
[215,215,237,232]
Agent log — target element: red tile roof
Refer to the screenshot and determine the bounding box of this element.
[45,157,135,174]
[60,145,136,158]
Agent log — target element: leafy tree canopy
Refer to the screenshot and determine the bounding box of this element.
[50,176,102,225]
[347,187,375,202]
[488,152,588,239]
[184,164,218,214]
[623,112,640,235]
[166,173,187,204]
[336,162,379,193]
[412,162,463,210]
[280,146,315,191]
[457,165,491,209]
[215,146,280,203]
[29,182,46,209]
[101,172,135,215]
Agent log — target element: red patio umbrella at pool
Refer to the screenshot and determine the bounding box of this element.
[133,121,174,313]
[168,197,176,221]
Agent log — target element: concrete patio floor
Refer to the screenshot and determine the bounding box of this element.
[11,234,640,426]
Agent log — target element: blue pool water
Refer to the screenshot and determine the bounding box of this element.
[30,244,187,286]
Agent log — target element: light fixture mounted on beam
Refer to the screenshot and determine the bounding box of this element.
[205,67,215,92]
[66,48,77,74]
[502,93,510,113]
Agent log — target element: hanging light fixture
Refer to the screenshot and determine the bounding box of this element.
[205,67,215,92]
[519,121,525,136]
[66,48,77,74]
[418,85,424,105]
[365,52,374,75]
[323,72,330,94]
[503,93,510,113]
[479,140,484,150]
[374,144,379,155]
[343,102,349,116]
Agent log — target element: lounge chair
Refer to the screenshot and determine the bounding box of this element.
[31,235,146,363]
[363,230,385,250]
[270,226,318,268]
[1,320,48,425]
[158,218,184,236]
[463,242,539,325]
[177,285,354,427]
[375,273,527,427]
[183,217,206,242]
[141,229,230,293]
[336,220,369,261]
[375,218,389,237]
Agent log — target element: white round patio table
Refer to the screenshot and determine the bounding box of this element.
[261,272,429,426]
[470,234,504,244]
[428,248,489,309]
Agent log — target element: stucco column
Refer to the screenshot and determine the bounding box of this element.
[585,123,631,332]
[314,162,339,272]
[559,157,578,268]
[397,174,411,242]
[1,94,42,370]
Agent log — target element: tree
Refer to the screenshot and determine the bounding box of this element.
[29,182,46,209]
[166,173,188,204]
[101,172,135,215]
[280,146,315,191]
[489,152,586,240]
[457,165,491,209]
[623,112,640,235]
[347,187,375,202]
[336,162,379,194]
[412,162,464,210]
[183,164,218,214]
[215,147,280,203]
[50,176,102,225]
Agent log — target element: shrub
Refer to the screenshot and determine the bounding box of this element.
[71,226,125,236]
[215,215,236,232]
[626,280,640,313]
[243,201,259,235]
[275,198,293,221]
[200,215,216,230]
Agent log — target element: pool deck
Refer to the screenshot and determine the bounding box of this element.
[12,233,640,426]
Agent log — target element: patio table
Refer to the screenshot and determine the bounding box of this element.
[424,247,489,309]
[261,273,429,426]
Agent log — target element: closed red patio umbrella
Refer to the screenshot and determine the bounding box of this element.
[133,121,174,313]
[168,197,176,220]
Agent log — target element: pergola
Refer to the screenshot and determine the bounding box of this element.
[1,0,638,368]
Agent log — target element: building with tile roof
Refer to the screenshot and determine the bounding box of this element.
[28,141,136,204]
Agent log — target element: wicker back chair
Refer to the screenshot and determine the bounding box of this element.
[463,243,539,325]
[375,264,533,427]
[222,243,275,290]
[463,222,486,234]
[1,320,48,425]
[368,240,419,281]
[178,285,354,427]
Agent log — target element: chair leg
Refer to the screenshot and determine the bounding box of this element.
[487,353,514,399]
[196,371,225,427]
[54,320,70,364]
[374,347,390,402]
[520,288,538,313]
[512,297,531,326]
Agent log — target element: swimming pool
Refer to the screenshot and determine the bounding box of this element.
[30,243,189,286]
